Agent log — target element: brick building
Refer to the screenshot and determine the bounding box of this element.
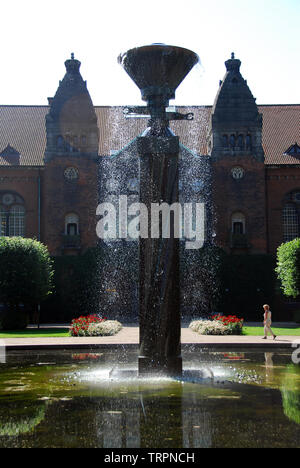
[0,53,299,258]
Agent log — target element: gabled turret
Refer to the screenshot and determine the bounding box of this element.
[208,53,264,162]
[44,54,98,161]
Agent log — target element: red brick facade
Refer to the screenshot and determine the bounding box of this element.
[0,167,42,240]
[41,157,98,255]
[212,157,267,253]
[0,54,299,259]
[266,165,300,254]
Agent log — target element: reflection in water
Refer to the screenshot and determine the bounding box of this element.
[0,403,47,437]
[281,364,300,426]
[0,349,299,448]
[102,410,140,448]
[264,352,274,384]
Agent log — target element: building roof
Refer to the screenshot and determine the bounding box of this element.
[0,104,299,166]
[0,105,48,166]
[259,105,300,165]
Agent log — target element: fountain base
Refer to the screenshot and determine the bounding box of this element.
[138,355,182,377]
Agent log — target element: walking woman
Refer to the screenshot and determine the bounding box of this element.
[262,304,276,340]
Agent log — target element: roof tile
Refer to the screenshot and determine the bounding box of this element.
[0,104,299,166]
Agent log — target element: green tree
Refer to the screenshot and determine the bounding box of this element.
[0,237,54,329]
[276,238,300,298]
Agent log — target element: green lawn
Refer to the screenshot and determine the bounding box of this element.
[243,326,300,336]
[0,328,69,338]
[0,326,300,339]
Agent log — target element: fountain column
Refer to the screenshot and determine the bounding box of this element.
[119,44,199,376]
[138,125,181,376]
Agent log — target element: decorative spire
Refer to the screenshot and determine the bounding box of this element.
[225,52,241,73]
[64,52,81,74]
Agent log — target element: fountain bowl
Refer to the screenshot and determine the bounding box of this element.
[118,44,199,102]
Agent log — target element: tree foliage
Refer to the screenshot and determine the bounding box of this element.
[42,247,102,322]
[276,238,300,298]
[0,237,54,308]
[217,252,276,319]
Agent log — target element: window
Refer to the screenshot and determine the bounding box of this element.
[233,222,243,234]
[222,135,229,148]
[237,134,244,150]
[67,223,78,235]
[246,134,252,150]
[230,134,236,149]
[0,193,25,237]
[0,206,7,236]
[9,205,25,236]
[72,136,78,152]
[65,213,79,235]
[65,135,71,152]
[284,143,300,156]
[231,212,245,234]
[57,135,64,150]
[0,205,25,236]
[293,192,300,203]
[283,204,299,242]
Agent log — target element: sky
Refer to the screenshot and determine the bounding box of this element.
[0,0,299,106]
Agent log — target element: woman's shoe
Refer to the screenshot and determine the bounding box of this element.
[262,336,267,339]
[273,335,277,340]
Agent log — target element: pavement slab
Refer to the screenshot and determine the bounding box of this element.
[1,326,299,350]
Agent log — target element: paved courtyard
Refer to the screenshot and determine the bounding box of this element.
[1,323,299,350]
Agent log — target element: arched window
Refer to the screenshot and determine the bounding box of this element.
[80,135,87,147]
[72,135,78,152]
[246,134,252,150]
[230,134,236,149]
[57,135,64,150]
[232,212,245,234]
[238,134,244,150]
[65,135,71,152]
[0,193,25,237]
[65,213,79,236]
[0,206,7,236]
[9,205,25,236]
[283,204,299,242]
[222,135,229,148]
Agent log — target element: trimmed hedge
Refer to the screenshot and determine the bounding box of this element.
[216,252,276,320]
[41,247,102,322]
[276,238,300,298]
[182,246,276,320]
[0,237,54,329]
[39,245,279,323]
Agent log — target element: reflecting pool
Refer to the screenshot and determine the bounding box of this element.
[0,348,299,448]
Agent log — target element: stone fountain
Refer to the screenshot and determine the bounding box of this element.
[119,44,199,377]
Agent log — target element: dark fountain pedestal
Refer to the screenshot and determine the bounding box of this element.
[119,44,199,377]
[137,133,182,377]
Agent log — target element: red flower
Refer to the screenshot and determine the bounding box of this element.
[69,314,107,336]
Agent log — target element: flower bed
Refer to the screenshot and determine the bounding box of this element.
[69,315,122,337]
[69,315,106,336]
[87,320,122,336]
[189,314,244,336]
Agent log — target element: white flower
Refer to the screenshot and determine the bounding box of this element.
[87,320,122,336]
[189,319,228,335]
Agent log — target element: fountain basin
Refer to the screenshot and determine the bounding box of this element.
[0,348,299,448]
[119,44,199,102]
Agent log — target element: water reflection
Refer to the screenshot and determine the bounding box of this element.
[0,349,299,448]
[264,352,274,383]
[281,364,300,426]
